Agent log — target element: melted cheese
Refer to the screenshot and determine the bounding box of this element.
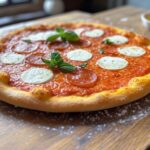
[0,53,25,64]
[84,29,104,38]
[96,56,128,70]
[118,46,146,57]
[67,49,92,61]
[14,41,38,53]
[21,67,53,84]
[103,35,128,45]
[74,28,85,36]
[22,31,57,42]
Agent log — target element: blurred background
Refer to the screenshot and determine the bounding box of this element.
[0,0,149,27]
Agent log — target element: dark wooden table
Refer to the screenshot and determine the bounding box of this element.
[0,6,150,150]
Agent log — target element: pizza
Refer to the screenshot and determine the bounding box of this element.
[0,22,150,112]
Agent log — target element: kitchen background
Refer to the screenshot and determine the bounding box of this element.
[0,0,149,27]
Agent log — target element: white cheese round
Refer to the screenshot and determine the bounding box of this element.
[103,35,128,45]
[0,53,25,64]
[96,56,128,70]
[14,41,38,53]
[74,28,85,36]
[67,49,92,61]
[22,31,57,42]
[117,46,146,57]
[84,29,104,38]
[21,67,53,84]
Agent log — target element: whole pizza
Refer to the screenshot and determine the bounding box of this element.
[0,22,150,112]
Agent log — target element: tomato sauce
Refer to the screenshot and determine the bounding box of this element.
[0,24,150,96]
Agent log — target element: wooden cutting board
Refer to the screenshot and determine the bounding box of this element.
[0,6,150,150]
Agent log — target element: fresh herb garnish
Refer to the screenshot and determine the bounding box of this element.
[22,39,32,43]
[79,63,87,68]
[42,52,87,73]
[99,48,105,54]
[102,39,114,45]
[47,27,80,42]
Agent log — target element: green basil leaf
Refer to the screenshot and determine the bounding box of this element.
[56,27,65,33]
[58,62,76,73]
[51,52,63,64]
[42,59,56,68]
[22,39,32,43]
[47,34,60,42]
[62,31,80,42]
[79,63,87,68]
[103,39,113,45]
[99,48,105,54]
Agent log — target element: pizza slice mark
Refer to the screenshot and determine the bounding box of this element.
[102,35,128,45]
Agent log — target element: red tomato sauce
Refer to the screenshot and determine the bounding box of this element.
[0,24,150,96]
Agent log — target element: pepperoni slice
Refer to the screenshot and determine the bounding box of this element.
[13,41,39,54]
[70,39,91,48]
[26,53,48,66]
[66,69,97,88]
[48,41,69,50]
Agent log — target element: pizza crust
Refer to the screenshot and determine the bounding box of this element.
[0,73,150,112]
[0,22,150,112]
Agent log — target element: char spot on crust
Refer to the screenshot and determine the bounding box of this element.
[31,87,52,100]
[0,43,6,52]
[0,71,10,84]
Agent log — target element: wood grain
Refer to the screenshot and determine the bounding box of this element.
[0,7,150,150]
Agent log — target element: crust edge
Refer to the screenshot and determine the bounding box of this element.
[0,73,150,112]
[0,22,150,112]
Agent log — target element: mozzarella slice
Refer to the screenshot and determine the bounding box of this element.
[74,28,85,36]
[67,49,92,61]
[22,31,57,42]
[84,29,104,38]
[14,41,38,53]
[118,46,146,57]
[96,56,128,70]
[103,35,128,45]
[21,67,53,84]
[0,53,25,64]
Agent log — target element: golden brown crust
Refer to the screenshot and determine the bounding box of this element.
[0,22,150,112]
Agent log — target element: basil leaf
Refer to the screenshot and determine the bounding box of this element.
[42,52,87,73]
[22,39,32,43]
[99,48,105,54]
[62,31,80,42]
[56,27,65,34]
[47,34,60,42]
[103,39,113,45]
[42,59,56,68]
[58,62,76,73]
[79,63,87,68]
[51,52,63,64]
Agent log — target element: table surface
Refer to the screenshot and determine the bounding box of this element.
[0,6,150,150]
